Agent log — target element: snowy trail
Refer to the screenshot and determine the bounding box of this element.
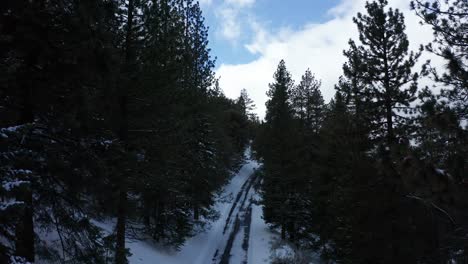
[216,161,259,264]
[126,153,276,264]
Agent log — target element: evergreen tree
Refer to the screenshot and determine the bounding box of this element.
[291,69,324,133]
[114,0,140,262]
[336,40,371,121]
[335,40,374,152]
[1,1,119,262]
[0,0,250,262]
[312,93,366,262]
[354,0,420,147]
[350,3,435,263]
[237,88,256,118]
[410,3,468,259]
[234,89,255,148]
[261,60,295,239]
[284,69,325,244]
[411,0,467,191]
[412,0,467,121]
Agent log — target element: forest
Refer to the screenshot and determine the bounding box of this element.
[0,0,467,263]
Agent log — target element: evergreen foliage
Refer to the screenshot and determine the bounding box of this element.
[0,0,252,262]
[412,0,467,122]
[253,1,467,263]
[1,0,467,263]
[353,0,421,146]
[259,60,296,240]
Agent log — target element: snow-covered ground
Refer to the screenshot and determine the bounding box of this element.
[126,155,277,264]
[247,193,276,264]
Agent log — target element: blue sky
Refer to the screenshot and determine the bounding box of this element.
[199,0,438,118]
[202,0,342,65]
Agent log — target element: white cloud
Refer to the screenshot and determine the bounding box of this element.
[225,0,256,7]
[199,0,213,7]
[217,7,242,41]
[216,0,443,119]
[214,0,257,42]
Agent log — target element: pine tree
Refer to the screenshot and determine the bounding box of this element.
[291,69,324,133]
[261,60,295,239]
[336,40,371,120]
[350,3,430,262]
[126,0,240,248]
[411,0,467,190]
[1,0,251,262]
[313,93,357,261]
[336,40,374,152]
[233,89,254,149]
[176,0,221,236]
[412,0,467,121]
[114,0,140,261]
[1,1,119,262]
[409,3,468,259]
[237,88,256,118]
[354,0,420,147]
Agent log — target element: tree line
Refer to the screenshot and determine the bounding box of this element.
[253,0,467,263]
[0,0,257,263]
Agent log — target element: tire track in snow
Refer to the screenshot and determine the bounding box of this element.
[241,205,253,264]
[222,172,256,235]
[240,174,261,264]
[216,170,259,264]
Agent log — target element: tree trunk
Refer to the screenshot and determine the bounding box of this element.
[15,189,34,262]
[281,222,286,240]
[115,181,128,264]
[16,59,36,261]
[115,0,135,263]
[194,205,200,221]
[386,100,394,146]
[287,221,295,241]
[383,47,394,148]
[20,84,34,124]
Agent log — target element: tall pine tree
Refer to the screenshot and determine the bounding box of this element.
[354,0,420,147]
[291,69,324,133]
[261,60,295,239]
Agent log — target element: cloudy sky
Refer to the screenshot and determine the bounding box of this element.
[200,0,441,118]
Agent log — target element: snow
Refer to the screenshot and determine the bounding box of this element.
[119,149,277,264]
[273,244,295,260]
[101,140,114,145]
[2,180,29,191]
[88,148,279,263]
[0,199,24,211]
[0,124,29,139]
[229,225,245,263]
[6,169,33,176]
[9,256,32,264]
[247,194,276,264]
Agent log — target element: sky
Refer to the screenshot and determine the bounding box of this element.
[199,0,443,118]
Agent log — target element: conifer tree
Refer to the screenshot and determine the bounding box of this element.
[336,40,374,151]
[237,88,256,119]
[354,0,420,147]
[176,0,220,231]
[412,0,467,121]
[336,40,371,120]
[411,0,467,185]
[291,69,324,133]
[261,60,295,239]
[1,1,119,262]
[234,89,255,148]
[114,0,138,261]
[0,0,247,262]
[350,3,429,263]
